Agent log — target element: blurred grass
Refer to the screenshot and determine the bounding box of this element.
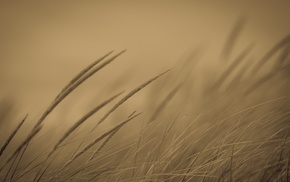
[0,21,290,182]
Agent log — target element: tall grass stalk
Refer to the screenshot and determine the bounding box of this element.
[1,20,290,181]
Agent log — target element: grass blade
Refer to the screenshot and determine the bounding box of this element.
[0,114,28,156]
[49,91,123,157]
[93,69,170,129]
[221,17,246,62]
[59,112,142,173]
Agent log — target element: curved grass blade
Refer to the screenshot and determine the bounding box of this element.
[55,50,114,100]
[49,91,123,158]
[0,114,28,156]
[35,50,126,128]
[59,112,141,173]
[93,69,170,130]
[0,125,42,173]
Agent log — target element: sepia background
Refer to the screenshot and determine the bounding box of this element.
[1,1,290,114]
[1,1,290,181]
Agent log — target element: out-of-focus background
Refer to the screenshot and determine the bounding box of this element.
[1,3,290,181]
[0,0,290,121]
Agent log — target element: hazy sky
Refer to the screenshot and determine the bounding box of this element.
[1,1,290,109]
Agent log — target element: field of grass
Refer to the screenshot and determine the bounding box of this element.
[0,21,290,182]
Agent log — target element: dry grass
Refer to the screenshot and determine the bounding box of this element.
[0,21,290,182]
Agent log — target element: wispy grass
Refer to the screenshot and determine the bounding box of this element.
[49,91,123,158]
[93,69,170,128]
[1,20,290,181]
[57,112,142,176]
[250,34,290,76]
